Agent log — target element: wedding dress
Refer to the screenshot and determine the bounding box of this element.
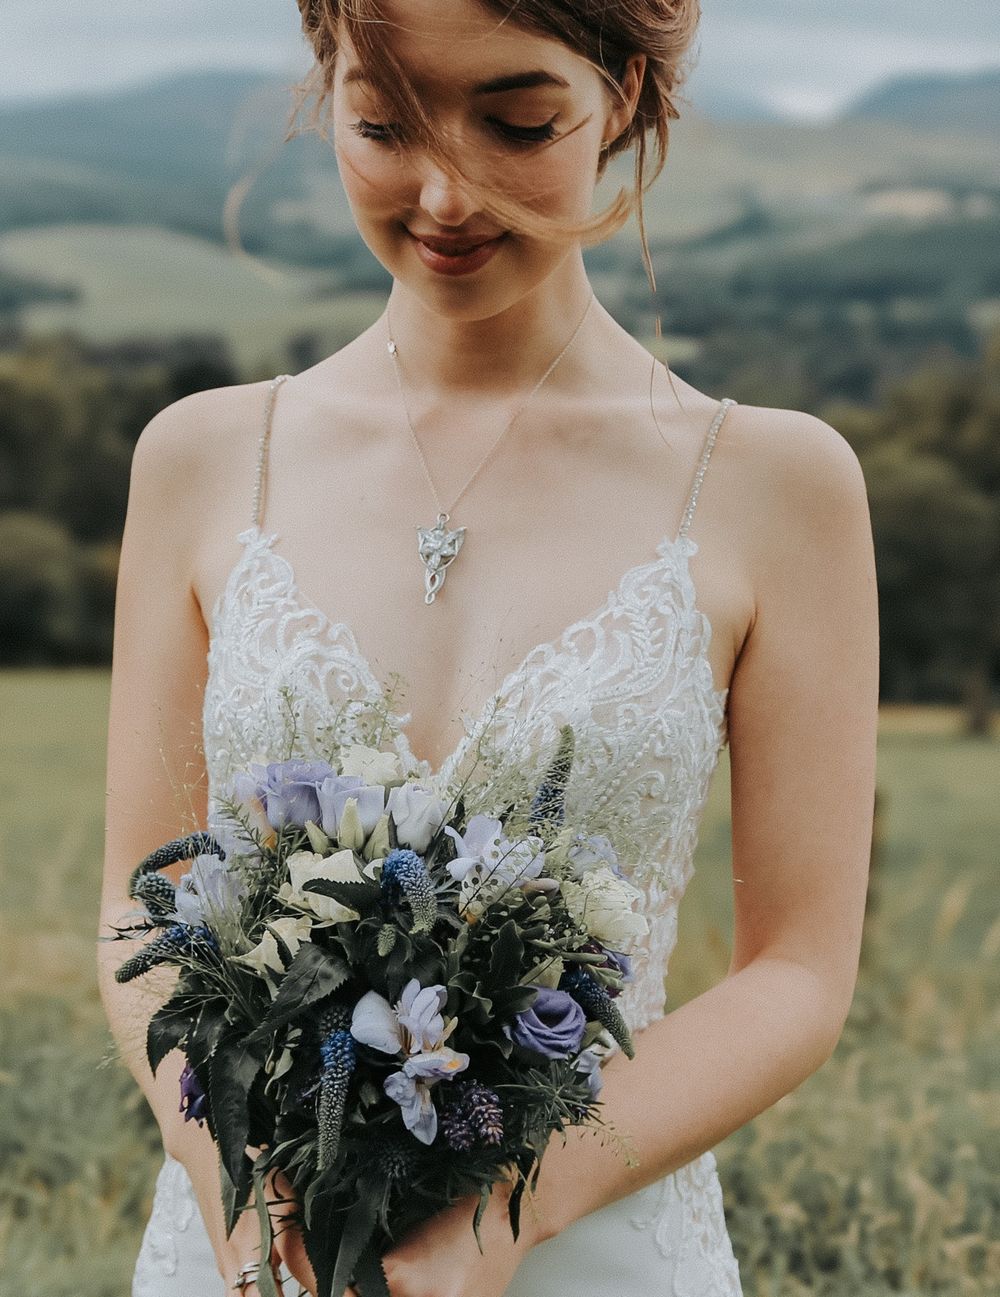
[132,375,743,1296]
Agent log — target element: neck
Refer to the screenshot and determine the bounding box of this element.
[384,250,596,398]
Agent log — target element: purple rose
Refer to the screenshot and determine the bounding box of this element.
[252,759,336,829]
[317,775,384,839]
[508,986,587,1060]
[179,1060,208,1124]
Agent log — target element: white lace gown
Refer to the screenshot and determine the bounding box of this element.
[132,376,743,1296]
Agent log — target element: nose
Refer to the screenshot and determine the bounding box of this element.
[416,156,481,228]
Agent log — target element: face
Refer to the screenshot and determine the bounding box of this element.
[331,0,642,320]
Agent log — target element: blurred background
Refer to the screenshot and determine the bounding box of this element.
[1,2,997,1293]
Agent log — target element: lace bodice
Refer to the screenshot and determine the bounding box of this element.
[202,376,736,1045]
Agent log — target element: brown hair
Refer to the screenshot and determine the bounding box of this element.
[287,0,702,289]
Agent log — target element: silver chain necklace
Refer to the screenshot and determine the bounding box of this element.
[386,292,595,603]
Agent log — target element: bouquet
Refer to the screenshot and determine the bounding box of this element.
[111,722,648,1297]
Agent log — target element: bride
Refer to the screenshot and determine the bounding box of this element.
[98,0,879,1293]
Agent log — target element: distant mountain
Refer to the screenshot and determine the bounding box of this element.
[840,66,1000,135]
[0,69,294,179]
[687,88,785,124]
[1,66,997,272]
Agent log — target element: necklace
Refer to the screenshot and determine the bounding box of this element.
[386,292,595,603]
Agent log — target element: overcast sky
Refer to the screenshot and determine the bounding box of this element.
[4,0,998,119]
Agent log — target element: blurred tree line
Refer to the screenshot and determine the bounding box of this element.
[0,324,997,732]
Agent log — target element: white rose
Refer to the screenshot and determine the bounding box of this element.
[339,744,406,788]
[279,849,363,923]
[562,865,649,953]
[386,783,448,854]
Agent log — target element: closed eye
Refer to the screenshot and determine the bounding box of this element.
[351,116,560,147]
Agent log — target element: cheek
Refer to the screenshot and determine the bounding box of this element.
[523,137,600,219]
[334,135,411,215]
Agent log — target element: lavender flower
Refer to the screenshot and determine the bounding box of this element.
[440,1079,504,1151]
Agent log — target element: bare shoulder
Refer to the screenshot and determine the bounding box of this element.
[720,402,872,574]
[128,377,280,556]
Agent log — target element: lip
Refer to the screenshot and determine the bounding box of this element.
[408,229,507,277]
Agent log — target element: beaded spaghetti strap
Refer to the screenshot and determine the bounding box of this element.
[677,397,737,541]
[252,374,293,530]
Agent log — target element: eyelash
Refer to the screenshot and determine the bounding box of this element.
[351,116,559,147]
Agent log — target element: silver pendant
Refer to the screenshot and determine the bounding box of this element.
[416,512,466,604]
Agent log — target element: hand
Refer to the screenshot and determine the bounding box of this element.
[271,1168,543,1297]
[377,1175,540,1297]
[269,1167,321,1297]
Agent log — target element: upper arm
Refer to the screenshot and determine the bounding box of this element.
[100,392,217,927]
[725,409,879,1026]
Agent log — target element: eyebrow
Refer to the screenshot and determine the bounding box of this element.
[342,67,570,94]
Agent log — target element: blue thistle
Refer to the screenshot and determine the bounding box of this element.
[317,1004,356,1170]
[528,724,575,830]
[114,923,219,983]
[373,1135,420,1183]
[560,967,635,1060]
[440,1079,504,1151]
[380,848,438,934]
[126,833,226,915]
[131,871,177,918]
[136,832,225,874]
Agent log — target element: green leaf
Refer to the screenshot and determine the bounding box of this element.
[330,1197,377,1297]
[472,1183,491,1255]
[209,1036,262,1187]
[219,1146,253,1238]
[252,1170,281,1297]
[302,1183,345,1296]
[488,919,524,990]
[244,943,350,1045]
[304,876,382,909]
[145,994,192,1074]
[353,1243,392,1297]
[186,1002,226,1072]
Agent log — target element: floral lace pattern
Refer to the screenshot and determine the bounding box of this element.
[135,385,743,1294]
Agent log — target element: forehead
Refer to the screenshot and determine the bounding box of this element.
[339,0,584,90]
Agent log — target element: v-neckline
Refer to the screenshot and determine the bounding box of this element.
[210,522,729,786]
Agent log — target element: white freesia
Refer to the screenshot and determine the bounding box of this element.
[233,915,313,977]
[277,849,363,923]
[386,783,449,853]
[339,744,406,788]
[350,988,405,1055]
[561,865,649,953]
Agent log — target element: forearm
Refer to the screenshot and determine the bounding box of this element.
[96,925,262,1274]
[527,956,849,1241]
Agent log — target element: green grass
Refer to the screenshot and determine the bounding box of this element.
[0,224,387,374]
[1,671,997,1294]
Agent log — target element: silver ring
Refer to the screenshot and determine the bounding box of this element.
[232,1261,261,1290]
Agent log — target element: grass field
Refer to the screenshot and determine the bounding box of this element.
[1,670,997,1295]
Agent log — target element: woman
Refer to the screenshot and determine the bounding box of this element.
[98,0,880,1294]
